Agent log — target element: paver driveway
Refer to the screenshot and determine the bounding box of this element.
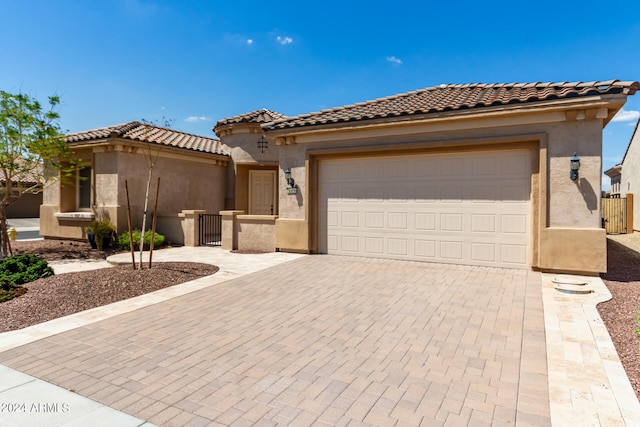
[0,256,550,426]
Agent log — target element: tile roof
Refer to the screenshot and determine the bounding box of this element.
[215,109,287,129]
[66,122,226,155]
[0,159,43,184]
[264,80,639,131]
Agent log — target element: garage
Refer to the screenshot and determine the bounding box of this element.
[318,150,532,268]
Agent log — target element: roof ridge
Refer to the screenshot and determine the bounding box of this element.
[132,122,219,141]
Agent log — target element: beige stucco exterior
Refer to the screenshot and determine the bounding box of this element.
[622,122,640,231]
[251,99,627,275]
[40,139,228,245]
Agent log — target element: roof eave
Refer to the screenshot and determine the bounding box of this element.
[264,94,630,138]
[67,137,229,159]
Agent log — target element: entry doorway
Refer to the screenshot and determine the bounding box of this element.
[249,170,276,215]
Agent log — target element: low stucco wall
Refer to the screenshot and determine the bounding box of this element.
[275,218,310,253]
[538,227,606,275]
[40,205,93,240]
[237,215,277,252]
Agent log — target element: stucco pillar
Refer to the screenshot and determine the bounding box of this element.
[220,210,244,250]
[178,210,206,247]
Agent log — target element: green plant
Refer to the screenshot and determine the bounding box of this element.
[87,219,116,250]
[0,91,79,257]
[118,230,165,251]
[0,254,53,303]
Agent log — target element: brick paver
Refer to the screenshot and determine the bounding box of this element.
[0,256,550,426]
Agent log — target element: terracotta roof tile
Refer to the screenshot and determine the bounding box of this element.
[264,80,639,131]
[66,122,226,156]
[215,109,287,129]
[0,158,43,184]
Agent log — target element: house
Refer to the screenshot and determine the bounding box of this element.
[40,122,228,244]
[217,80,638,275]
[1,162,43,218]
[621,119,640,231]
[43,80,639,275]
[604,164,622,197]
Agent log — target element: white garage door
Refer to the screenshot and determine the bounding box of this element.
[318,150,531,268]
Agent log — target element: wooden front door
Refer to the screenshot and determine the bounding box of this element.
[249,170,276,215]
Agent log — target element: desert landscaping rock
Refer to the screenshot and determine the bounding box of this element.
[0,240,218,332]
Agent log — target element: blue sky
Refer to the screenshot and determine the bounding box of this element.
[2,0,639,189]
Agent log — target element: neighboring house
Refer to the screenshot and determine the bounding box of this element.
[604,164,622,197]
[40,122,228,244]
[621,119,640,231]
[217,80,638,275]
[1,163,43,218]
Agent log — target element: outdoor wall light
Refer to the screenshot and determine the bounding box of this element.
[284,168,298,194]
[257,135,268,153]
[284,168,295,187]
[570,152,580,181]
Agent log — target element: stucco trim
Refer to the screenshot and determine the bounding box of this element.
[265,95,628,144]
[54,212,95,221]
[68,138,229,166]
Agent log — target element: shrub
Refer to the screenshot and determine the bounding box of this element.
[0,254,53,303]
[0,254,54,285]
[118,230,165,250]
[87,219,116,250]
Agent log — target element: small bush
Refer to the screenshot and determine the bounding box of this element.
[0,254,54,285]
[118,230,165,250]
[0,254,53,303]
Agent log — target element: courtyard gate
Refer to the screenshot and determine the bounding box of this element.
[198,214,222,246]
[602,197,627,234]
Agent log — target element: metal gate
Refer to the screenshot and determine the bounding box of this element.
[199,214,222,246]
[602,197,627,234]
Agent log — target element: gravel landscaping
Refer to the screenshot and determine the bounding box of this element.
[598,233,640,400]
[0,239,218,333]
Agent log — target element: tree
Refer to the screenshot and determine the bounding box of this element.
[0,91,76,257]
[137,118,172,269]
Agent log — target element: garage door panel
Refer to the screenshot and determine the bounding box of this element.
[365,237,384,254]
[501,244,528,264]
[471,242,497,262]
[472,214,496,233]
[340,235,359,252]
[501,215,527,234]
[415,213,436,230]
[415,239,436,257]
[365,212,385,228]
[319,150,531,268]
[440,241,463,260]
[415,186,437,203]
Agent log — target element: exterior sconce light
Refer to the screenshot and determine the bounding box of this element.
[257,135,268,154]
[570,152,580,181]
[284,168,298,194]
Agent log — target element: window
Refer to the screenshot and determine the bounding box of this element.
[78,166,92,209]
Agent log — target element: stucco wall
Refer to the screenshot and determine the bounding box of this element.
[622,127,640,231]
[276,119,603,229]
[219,128,279,213]
[115,151,226,234]
[41,144,227,242]
[271,113,607,273]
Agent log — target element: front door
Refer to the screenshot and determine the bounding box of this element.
[249,170,276,215]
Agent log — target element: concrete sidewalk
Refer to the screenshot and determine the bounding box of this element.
[7,218,42,241]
